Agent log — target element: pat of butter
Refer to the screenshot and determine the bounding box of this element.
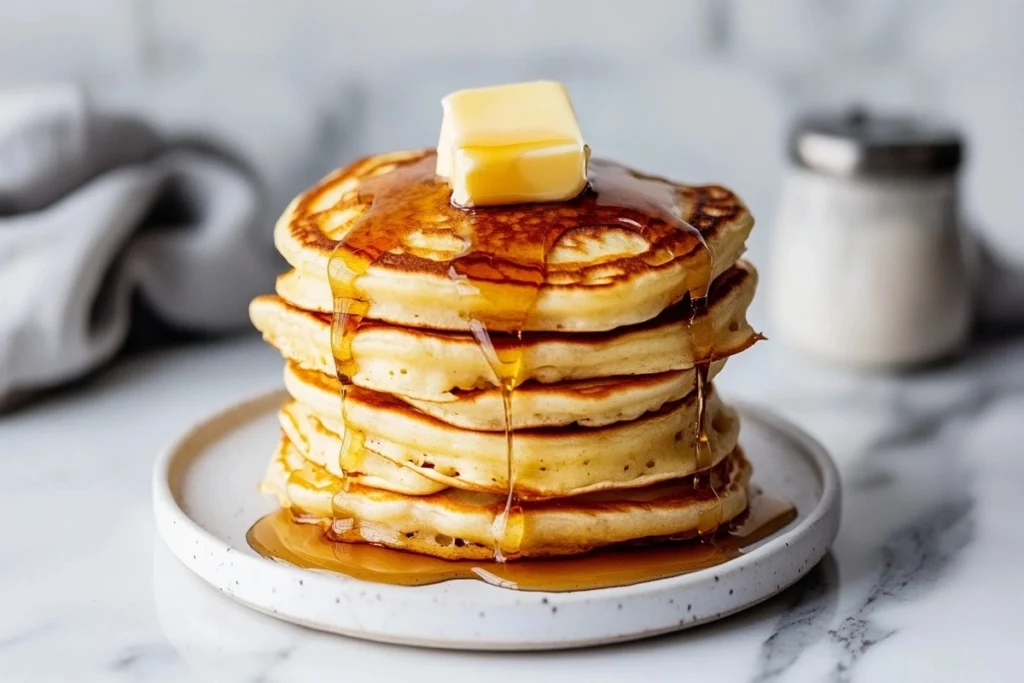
[436,81,589,206]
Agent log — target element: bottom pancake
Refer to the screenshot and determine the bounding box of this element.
[261,437,751,560]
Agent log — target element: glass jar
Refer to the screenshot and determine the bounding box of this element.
[770,109,972,367]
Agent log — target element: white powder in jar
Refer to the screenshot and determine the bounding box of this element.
[770,169,973,367]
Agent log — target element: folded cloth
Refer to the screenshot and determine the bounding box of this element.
[0,84,289,409]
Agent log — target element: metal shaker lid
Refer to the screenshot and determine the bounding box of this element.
[789,107,964,177]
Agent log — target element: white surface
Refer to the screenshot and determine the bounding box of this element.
[153,390,839,650]
[2,334,1024,680]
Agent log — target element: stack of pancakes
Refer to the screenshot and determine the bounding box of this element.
[250,150,761,561]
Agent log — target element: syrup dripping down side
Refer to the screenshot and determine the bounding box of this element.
[588,163,722,537]
[325,163,414,530]
[689,289,723,536]
[465,320,527,561]
[453,236,564,562]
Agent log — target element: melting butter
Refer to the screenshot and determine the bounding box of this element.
[436,80,588,206]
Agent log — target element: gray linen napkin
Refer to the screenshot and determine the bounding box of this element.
[0,83,292,408]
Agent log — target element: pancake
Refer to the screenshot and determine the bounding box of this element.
[274,150,754,332]
[262,438,752,560]
[284,360,725,431]
[277,382,739,500]
[277,405,447,495]
[251,260,760,401]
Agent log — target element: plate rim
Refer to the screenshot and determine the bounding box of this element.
[151,388,841,647]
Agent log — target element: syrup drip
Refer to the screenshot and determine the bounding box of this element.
[247,490,795,592]
[451,219,562,560]
[323,151,718,562]
[688,295,722,535]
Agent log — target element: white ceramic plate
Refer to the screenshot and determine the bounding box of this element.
[152,390,840,651]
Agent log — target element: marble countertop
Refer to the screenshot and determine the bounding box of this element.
[1,331,1023,682]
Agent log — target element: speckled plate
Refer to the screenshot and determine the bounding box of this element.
[152,390,840,651]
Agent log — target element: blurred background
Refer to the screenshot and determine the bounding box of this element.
[7,0,1022,249]
[1,0,1022,401]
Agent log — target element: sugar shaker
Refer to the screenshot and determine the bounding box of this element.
[770,109,971,367]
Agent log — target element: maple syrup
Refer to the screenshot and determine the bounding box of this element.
[689,296,721,535]
[247,489,795,592]
[320,150,720,564]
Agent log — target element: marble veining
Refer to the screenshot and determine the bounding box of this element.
[1,333,1023,682]
[826,498,974,682]
[751,556,840,682]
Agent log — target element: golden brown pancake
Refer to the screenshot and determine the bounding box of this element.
[277,381,738,500]
[250,261,761,401]
[284,359,726,431]
[273,150,754,331]
[262,438,752,560]
[277,406,447,496]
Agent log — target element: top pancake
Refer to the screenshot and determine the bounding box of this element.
[275,149,754,332]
